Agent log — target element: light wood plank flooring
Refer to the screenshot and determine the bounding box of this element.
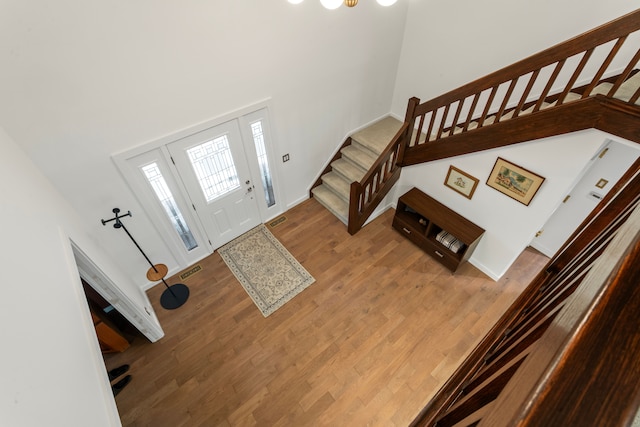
[105,198,548,426]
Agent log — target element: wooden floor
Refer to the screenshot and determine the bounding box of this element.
[105,198,548,426]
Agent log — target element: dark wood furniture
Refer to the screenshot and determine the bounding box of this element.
[392,187,484,272]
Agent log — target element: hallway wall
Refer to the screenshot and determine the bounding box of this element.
[0,126,157,426]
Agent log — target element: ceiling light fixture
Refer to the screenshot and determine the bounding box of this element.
[319,0,342,9]
[288,0,397,9]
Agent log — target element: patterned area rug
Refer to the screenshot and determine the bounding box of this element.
[218,224,315,317]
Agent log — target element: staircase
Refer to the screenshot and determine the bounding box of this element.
[310,116,405,230]
[311,9,640,235]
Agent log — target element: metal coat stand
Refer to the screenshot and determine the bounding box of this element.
[101,208,189,310]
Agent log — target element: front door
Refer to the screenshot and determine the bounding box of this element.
[168,120,261,249]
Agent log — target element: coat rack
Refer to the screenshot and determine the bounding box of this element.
[101,208,189,310]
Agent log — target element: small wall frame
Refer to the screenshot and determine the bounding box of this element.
[444,165,479,199]
[486,157,545,206]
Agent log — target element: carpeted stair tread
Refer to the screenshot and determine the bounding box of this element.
[409,128,429,146]
[311,185,348,224]
[614,71,640,103]
[321,171,350,201]
[351,116,403,155]
[341,144,378,170]
[591,82,614,96]
[331,158,366,183]
[546,91,582,108]
[524,101,552,113]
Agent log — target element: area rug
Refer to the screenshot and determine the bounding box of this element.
[218,224,315,317]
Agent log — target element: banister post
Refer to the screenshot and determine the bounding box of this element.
[398,97,420,166]
[348,181,362,235]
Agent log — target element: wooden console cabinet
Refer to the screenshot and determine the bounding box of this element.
[392,187,484,272]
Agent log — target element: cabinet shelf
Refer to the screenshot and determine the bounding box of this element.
[392,188,484,272]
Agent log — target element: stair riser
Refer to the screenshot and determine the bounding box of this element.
[311,186,348,224]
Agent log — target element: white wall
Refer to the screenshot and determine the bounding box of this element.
[0,0,409,285]
[0,127,137,426]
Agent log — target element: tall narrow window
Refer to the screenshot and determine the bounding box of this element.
[250,120,276,207]
[186,136,240,202]
[141,163,198,251]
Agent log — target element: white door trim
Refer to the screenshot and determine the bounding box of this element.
[113,99,284,271]
[71,240,164,342]
[530,138,640,256]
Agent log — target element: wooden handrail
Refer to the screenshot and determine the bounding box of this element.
[405,9,640,157]
[410,170,640,427]
[483,197,640,426]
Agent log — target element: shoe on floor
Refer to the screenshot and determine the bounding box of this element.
[112,374,132,396]
[108,364,130,381]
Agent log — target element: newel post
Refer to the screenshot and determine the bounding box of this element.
[398,97,420,166]
[347,181,361,235]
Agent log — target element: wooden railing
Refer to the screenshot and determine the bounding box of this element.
[402,8,640,165]
[319,9,640,235]
[410,167,640,426]
[347,122,409,235]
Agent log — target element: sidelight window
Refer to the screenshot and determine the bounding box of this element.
[141,162,198,251]
[250,120,276,207]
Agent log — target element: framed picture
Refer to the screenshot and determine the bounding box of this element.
[444,165,479,199]
[486,157,545,206]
